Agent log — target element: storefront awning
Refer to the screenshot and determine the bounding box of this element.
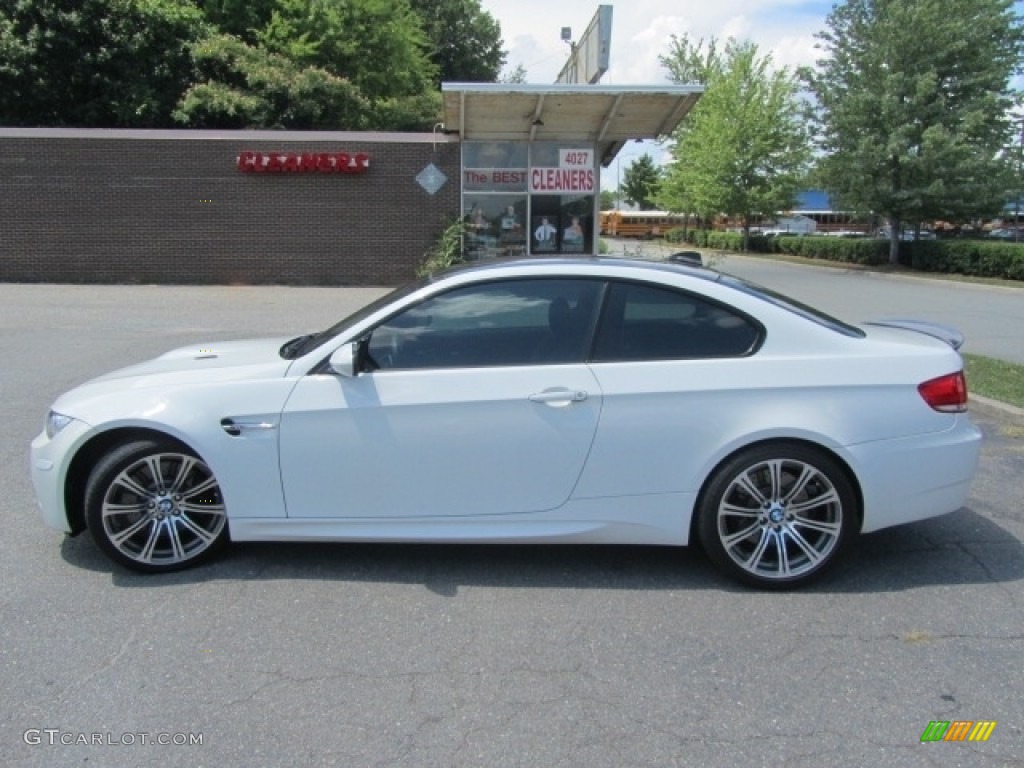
[441,83,703,167]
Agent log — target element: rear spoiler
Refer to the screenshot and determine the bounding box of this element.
[863,319,965,350]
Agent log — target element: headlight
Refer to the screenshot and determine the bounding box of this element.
[45,411,74,439]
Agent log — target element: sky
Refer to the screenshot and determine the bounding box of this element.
[480,0,837,188]
[483,0,835,86]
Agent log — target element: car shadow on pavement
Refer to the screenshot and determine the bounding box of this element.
[59,506,1022,594]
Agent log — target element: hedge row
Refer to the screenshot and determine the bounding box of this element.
[666,228,747,252]
[903,240,1024,281]
[665,229,1024,280]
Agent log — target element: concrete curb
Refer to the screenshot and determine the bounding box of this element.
[969,394,1024,423]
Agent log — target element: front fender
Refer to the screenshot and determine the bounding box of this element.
[58,378,300,524]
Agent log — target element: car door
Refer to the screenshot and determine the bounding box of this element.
[278,278,604,518]
[574,279,764,499]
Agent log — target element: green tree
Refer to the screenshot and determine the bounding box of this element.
[0,0,207,127]
[259,0,436,101]
[659,34,722,85]
[621,154,662,210]
[599,188,617,210]
[408,0,505,84]
[499,63,528,84]
[255,0,440,128]
[195,0,277,42]
[803,0,1024,263]
[659,35,810,247]
[173,34,369,129]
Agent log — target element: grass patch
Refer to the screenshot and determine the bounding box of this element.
[964,354,1024,408]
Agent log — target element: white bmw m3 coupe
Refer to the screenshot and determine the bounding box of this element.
[31,258,982,588]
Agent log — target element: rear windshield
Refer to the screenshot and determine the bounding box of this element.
[717,272,865,338]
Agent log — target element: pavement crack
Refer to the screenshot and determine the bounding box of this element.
[51,622,140,705]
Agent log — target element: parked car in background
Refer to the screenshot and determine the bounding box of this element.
[878,226,937,241]
[31,258,981,588]
[988,227,1021,241]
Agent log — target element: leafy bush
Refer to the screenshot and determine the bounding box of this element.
[417,219,469,277]
[643,226,1024,281]
[672,229,746,251]
[771,235,890,265]
[904,240,1024,280]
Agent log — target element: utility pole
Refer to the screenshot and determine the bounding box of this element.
[1017,118,1023,242]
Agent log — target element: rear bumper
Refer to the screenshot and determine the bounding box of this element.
[850,415,982,533]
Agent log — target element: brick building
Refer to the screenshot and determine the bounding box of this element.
[0,85,701,286]
[0,128,459,285]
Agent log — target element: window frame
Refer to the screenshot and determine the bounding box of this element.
[588,279,766,363]
[353,277,766,373]
[360,277,607,372]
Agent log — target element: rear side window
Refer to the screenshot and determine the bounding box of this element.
[717,273,865,338]
[592,282,761,362]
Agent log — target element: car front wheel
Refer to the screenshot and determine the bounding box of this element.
[85,439,228,572]
[697,443,857,589]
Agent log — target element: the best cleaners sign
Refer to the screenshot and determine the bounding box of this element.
[530,148,595,193]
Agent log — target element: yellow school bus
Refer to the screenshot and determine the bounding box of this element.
[600,210,690,238]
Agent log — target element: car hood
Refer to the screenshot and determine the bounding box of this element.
[88,337,294,382]
[53,337,295,414]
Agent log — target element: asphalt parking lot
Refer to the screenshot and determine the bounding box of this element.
[2,278,1022,768]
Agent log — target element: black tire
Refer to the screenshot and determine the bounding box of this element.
[84,439,229,573]
[697,442,857,589]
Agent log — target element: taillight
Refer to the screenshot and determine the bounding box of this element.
[918,371,968,413]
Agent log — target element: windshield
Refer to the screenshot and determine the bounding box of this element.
[280,276,434,359]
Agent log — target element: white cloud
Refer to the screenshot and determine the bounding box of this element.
[485,0,830,83]
[603,15,690,84]
[481,0,829,188]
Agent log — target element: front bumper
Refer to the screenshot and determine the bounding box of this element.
[30,418,94,533]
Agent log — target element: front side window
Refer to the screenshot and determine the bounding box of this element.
[366,279,603,370]
[592,282,762,362]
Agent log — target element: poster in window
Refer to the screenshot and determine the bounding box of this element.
[532,216,558,252]
[562,215,585,252]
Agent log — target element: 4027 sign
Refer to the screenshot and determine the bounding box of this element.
[530,148,596,194]
[237,151,370,174]
[559,149,592,168]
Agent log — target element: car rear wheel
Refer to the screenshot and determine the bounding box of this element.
[697,443,857,589]
[85,439,228,572]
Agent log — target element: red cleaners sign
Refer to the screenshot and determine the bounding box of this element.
[237,151,370,174]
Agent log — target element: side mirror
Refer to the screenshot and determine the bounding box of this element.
[328,342,358,377]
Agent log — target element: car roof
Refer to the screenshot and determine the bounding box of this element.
[434,256,721,285]
[430,256,867,340]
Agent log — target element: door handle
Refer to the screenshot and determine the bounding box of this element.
[528,389,588,407]
[221,418,277,437]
